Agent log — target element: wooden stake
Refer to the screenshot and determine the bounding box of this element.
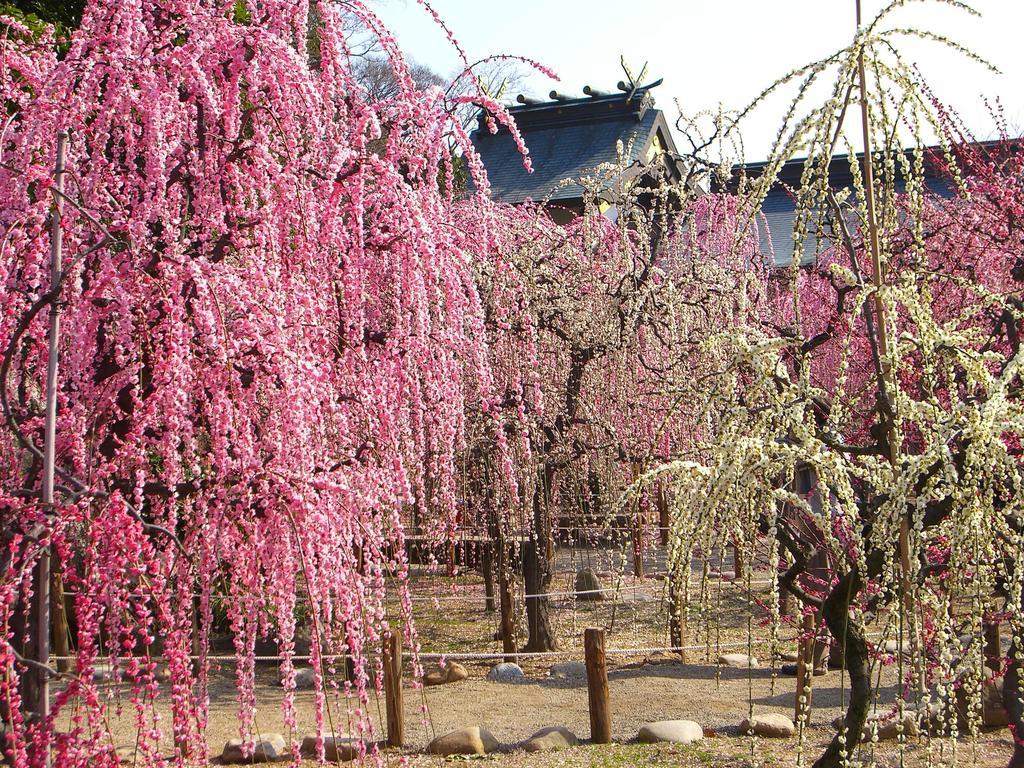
[856,0,919,685]
[984,619,1002,673]
[657,485,669,546]
[383,631,404,748]
[50,568,70,674]
[497,546,516,662]
[631,463,644,578]
[481,542,495,612]
[731,540,745,579]
[584,627,611,743]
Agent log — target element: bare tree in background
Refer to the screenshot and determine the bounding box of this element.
[353,56,448,102]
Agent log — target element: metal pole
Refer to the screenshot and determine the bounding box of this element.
[33,131,67,762]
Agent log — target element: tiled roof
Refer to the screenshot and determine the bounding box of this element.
[473,110,661,203]
[469,83,673,204]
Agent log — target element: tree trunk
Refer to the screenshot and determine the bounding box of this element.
[51,567,71,673]
[523,466,557,652]
[497,542,516,662]
[657,485,669,546]
[813,570,870,768]
[1004,612,1024,768]
[481,542,495,612]
[668,577,687,662]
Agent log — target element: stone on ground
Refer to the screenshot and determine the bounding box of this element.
[424,661,468,686]
[643,651,682,666]
[445,662,469,683]
[778,650,800,662]
[719,653,759,668]
[832,712,918,741]
[574,568,604,600]
[221,734,288,763]
[426,726,498,756]
[292,668,316,689]
[549,661,586,679]
[487,662,524,683]
[522,726,578,752]
[621,592,653,603]
[636,720,703,744]
[422,668,447,686]
[299,734,362,761]
[954,675,1008,728]
[740,713,796,738]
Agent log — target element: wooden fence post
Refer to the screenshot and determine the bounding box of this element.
[383,631,404,748]
[497,545,517,662]
[631,463,644,578]
[657,486,669,546]
[584,628,611,744]
[481,542,495,612]
[51,568,70,673]
[731,540,745,579]
[778,586,795,619]
[984,619,1002,673]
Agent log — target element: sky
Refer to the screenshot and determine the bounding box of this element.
[371,0,1024,161]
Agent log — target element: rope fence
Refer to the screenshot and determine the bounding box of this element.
[49,630,907,664]
[49,638,799,664]
[57,577,775,604]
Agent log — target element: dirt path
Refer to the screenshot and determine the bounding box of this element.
[86,656,1013,766]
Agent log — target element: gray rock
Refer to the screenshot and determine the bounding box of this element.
[292,668,316,689]
[487,662,524,683]
[221,733,288,763]
[719,653,759,668]
[299,735,362,761]
[644,651,683,666]
[778,650,800,662]
[740,713,795,738]
[636,720,703,744]
[621,592,653,603]
[574,568,604,600]
[522,726,578,752]
[549,661,587,679]
[426,726,498,756]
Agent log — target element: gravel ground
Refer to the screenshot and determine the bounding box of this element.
[58,544,1016,765]
[89,656,1013,766]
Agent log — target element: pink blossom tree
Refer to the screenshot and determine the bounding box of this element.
[0,1,532,764]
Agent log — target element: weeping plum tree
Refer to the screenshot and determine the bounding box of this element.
[0,0,534,765]
[657,2,1024,767]
[459,148,756,651]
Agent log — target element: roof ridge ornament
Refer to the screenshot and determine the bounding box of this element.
[619,57,649,101]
